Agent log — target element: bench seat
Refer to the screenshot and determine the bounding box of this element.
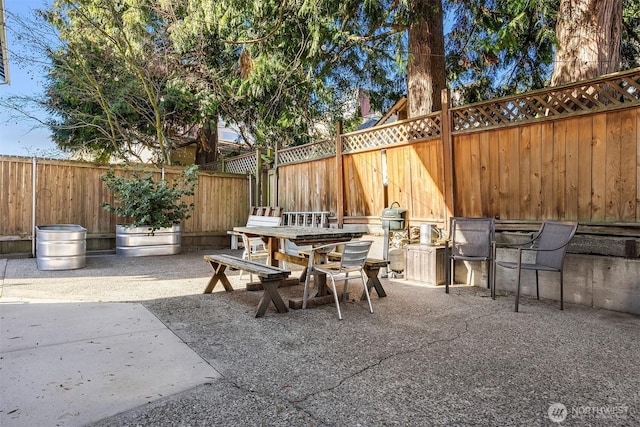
[203,254,291,318]
[205,254,290,279]
[327,252,388,268]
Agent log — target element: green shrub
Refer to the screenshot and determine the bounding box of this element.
[101,164,199,233]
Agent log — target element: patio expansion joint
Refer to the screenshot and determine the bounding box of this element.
[219,376,322,424]
[204,336,486,425]
[287,309,502,408]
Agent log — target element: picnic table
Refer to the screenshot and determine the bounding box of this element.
[233,226,363,263]
[233,226,367,308]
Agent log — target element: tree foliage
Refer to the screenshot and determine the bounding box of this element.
[8,0,638,162]
[621,0,640,70]
[444,0,638,104]
[445,0,558,104]
[40,0,413,159]
[43,0,198,164]
[161,0,410,144]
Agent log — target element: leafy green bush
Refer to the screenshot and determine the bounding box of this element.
[101,165,199,233]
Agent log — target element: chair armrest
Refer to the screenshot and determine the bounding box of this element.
[515,241,572,253]
[493,237,537,248]
[304,243,339,269]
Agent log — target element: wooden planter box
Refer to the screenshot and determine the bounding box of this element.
[404,244,446,285]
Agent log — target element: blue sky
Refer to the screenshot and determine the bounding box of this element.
[0,0,63,158]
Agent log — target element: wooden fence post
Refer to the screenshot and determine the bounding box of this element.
[441,88,455,228]
[273,142,279,207]
[255,148,262,205]
[336,121,344,228]
[32,157,37,257]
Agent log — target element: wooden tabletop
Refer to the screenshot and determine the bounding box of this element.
[232,226,363,245]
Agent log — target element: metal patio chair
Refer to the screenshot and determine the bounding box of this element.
[445,217,495,294]
[493,221,578,312]
[303,240,373,320]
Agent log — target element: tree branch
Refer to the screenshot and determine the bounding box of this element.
[222,0,288,45]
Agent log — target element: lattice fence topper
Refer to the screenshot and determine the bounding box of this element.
[224,152,258,174]
[224,68,640,170]
[451,68,640,132]
[275,114,442,166]
[342,114,441,153]
[277,139,335,165]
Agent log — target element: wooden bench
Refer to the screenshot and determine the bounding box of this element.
[228,206,283,249]
[228,214,282,250]
[203,254,291,318]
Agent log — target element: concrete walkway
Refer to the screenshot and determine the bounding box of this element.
[1,300,220,426]
[1,251,639,426]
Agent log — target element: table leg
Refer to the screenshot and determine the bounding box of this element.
[267,237,280,267]
[204,261,234,293]
[314,252,330,295]
[303,252,329,307]
[255,279,289,317]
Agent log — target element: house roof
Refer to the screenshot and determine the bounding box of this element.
[357,116,381,130]
[376,96,407,126]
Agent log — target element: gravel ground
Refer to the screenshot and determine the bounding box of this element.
[2,251,639,426]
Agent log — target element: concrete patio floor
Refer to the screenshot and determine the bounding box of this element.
[1,250,639,426]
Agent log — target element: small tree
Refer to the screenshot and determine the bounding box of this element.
[42,0,221,165]
[101,165,199,233]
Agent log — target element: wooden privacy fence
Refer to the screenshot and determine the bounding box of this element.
[0,157,250,254]
[256,68,640,233]
[3,69,640,254]
[273,115,446,225]
[452,108,640,223]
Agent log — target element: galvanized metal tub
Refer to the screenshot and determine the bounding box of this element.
[116,224,181,257]
[36,224,87,270]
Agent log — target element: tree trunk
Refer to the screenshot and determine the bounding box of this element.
[551,0,622,85]
[407,0,446,117]
[195,118,218,167]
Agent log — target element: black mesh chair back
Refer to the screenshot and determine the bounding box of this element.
[451,218,495,259]
[493,220,578,312]
[445,217,495,293]
[534,222,578,270]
